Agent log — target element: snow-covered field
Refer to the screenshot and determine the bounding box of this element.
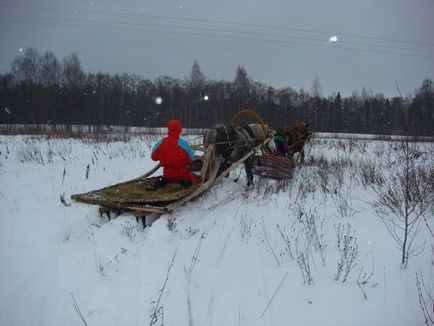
[0,133,433,326]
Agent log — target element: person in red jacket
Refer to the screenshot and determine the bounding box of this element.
[151,119,198,186]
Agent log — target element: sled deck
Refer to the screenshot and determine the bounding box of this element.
[71,144,221,215]
[71,176,200,213]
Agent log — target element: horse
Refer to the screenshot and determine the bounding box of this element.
[203,123,269,186]
[282,121,311,162]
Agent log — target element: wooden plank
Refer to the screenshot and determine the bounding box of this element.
[200,144,214,183]
[122,205,168,214]
[135,163,161,180]
[190,144,205,152]
[108,147,220,215]
[213,138,270,184]
[71,163,161,203]
[165,157,222,212]
[165,138,269,212]
[125,145,215,213]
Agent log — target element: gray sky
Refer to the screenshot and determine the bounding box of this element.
[0,0,433,97]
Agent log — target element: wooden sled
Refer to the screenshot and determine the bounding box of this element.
[71,139,269,225]
[252,154,295,179]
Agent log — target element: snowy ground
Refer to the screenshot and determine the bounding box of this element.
[0,133,433,326]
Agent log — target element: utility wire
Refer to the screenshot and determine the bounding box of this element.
[1,12,433,56]
[1,2,434,48]
[2,16,433,60]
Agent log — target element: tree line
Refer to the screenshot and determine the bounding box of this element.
[0,48,433,136]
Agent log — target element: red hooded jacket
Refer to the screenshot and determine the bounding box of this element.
[151,120,198,184]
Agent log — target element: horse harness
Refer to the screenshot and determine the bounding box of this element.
[235,126,256,152]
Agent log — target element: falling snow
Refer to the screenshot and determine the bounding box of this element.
[329,35,339,42]
[155,96,163,105]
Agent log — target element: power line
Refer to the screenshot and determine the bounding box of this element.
[2,16,433,60]
[1,2,434,48]
[1,12,433,56]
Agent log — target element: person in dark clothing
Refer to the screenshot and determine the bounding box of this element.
[273,128,289,157]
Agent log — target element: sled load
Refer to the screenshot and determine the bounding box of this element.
[71,110,307,222]
[251,154,295,179]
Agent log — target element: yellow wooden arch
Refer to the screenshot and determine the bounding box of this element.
[230,109,269,137]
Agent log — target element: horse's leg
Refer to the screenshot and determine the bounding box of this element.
[244,158,254,187]
[219,162,231,176]
[300,149,305,162]
[298,141,307,163]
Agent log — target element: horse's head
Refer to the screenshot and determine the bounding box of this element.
[294,121,311,138]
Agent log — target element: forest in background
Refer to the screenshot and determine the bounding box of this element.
[0,48,433,136]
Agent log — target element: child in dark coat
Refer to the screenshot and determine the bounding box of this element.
[273,128,289,157]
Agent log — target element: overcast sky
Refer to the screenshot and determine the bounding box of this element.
[0,0,433,97]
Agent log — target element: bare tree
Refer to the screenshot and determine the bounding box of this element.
[62,53,85,88]
[40,51,61,87]
[11,47,41,84]
[233,65,251,113]
[186,60,206,125]
[371,138,434,268]
[415,245,434,325]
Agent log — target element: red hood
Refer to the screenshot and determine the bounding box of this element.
[167,119,182,137]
